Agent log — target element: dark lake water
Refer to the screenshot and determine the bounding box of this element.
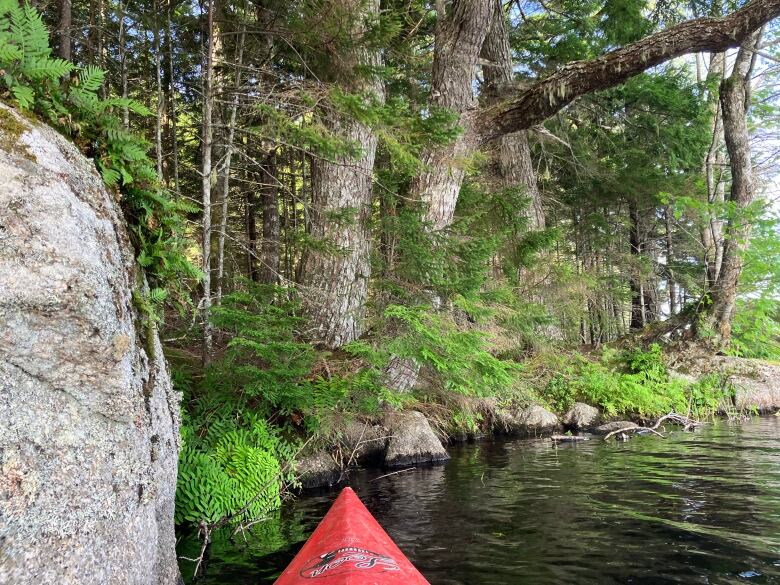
[179,416,780,584]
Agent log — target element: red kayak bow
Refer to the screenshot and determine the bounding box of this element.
[274,487,430,584]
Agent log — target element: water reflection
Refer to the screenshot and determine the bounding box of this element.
[178,416,780,584]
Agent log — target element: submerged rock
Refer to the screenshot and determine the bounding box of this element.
[594,421,639,435]
[296,452,342,489]
[0,104,180,584]
[563,403,601,430]
[384,411,449,468]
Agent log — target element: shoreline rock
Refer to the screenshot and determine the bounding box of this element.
[384,411,450,468]
[563,403,601,430]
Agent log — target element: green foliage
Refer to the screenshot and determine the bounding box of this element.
[0,1,196,298]
[176,412,291,525]
[535,345,731,418]
[384,303,519,397]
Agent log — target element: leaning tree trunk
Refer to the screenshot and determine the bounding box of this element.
[698,33,760,344]
[0,103,181,585]
[299,0,383,348]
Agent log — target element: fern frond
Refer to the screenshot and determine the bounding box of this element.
[78,65,104,92]
[0,37,21,63]
[11,83,33,108]
[23,56,73,80]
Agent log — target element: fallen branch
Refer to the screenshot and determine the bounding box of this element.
[551,434,589,442]
[603,412,703,441]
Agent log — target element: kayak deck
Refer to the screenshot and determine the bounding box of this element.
[274,487,430,584]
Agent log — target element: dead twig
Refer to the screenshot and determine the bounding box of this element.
[368,467,415,483]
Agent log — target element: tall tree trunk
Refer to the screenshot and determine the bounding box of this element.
[258,152,280,285]
[154,4,164,179]
[411,0,493,231]
[698,33,761,343]
[665,205,678,316]
[481,0,545,230]
[118,0,129,128]
[166,0,179,192]
[57,0,71,61]
[700,52,726,288]
[299,0,383,348]
[382,0,493,392]
[629,199,644,330]
[201,0,215,365]
[246,189,259,282]
[215,22,246,304]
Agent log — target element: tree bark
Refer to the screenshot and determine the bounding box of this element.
[166,0,179,192]
[700,52,727,288]
[665,206,677,316]
[57,0,71,61]
[481,0,545,230]
[246,189,259,282]
[412,0,494,231]
[381,0,493,392]
[119,0,129,128]
[201,0,215,365]
[299,0,383,348]
[215,22,246,304]
[154,3,164,179]
[258,151,280,285]
[629,200,644,330]
[698,33,761,343]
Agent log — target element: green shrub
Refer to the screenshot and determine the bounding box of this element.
[535,345,729,419]
[384,303,519,396]
[175,413,293,525]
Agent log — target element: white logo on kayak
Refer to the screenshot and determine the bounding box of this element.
[300,546,400,578]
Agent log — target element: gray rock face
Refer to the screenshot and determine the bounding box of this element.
[0,104,180,584]
[718,357,780,414]
[339,421,388,463]
[497,404,560,436]
[594,421,639,435]
[296,452,341,489]
[517,404,560,433]
[563,403,601,430]
[384,411,449,468]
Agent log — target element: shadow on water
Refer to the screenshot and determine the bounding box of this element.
[178,416,780,584]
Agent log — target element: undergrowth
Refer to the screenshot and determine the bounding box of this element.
[530,344,733,420]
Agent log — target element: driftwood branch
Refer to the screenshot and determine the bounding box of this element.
[603,412,704,441]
